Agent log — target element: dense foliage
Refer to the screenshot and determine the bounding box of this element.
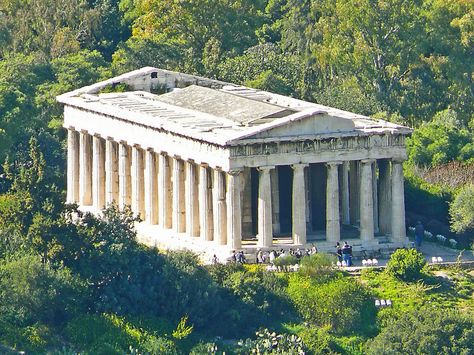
[367,308,474,354]
[0,0,473,353]
[450,184,474,234]
[386,248,427,282]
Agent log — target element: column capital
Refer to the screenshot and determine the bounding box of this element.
[173,154,181,160]
[326,160,343,167]
[133,143,142,149]
[80,129,89,134]
[257,165,274,173]
[146,147,154,153]
[106,136,115,142]
[187,158,195,164]
[227,168,243,176]
[93,133,102,138]
[119,140,128,146]
[291,163,308,170]
[200,162,209,168]
[67,126,76,131]
[361,159,375,164]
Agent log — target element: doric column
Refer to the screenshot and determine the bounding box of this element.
[372,161,379,233]
[105,138,119,205]
[199,164,213,241]
[359,159,375,243]
[258,166,273,247]
[270,168,280,235]
[131,145,145,218]
[349,160,360,225]
[145,149,158,224]
[292,164,308,245]
[66,128,80,203]
[213,168,227,245]
[341,161,350,225]
[185,160,199,237]
[326,161,341,244]
[227,169,242,250]
[391,160,406,243]
[378,159,392,234]
[92,135,106,210]
[172,156,186,233]
[158,153,172,229]
[118,142,131,208]
[79,130,92,206]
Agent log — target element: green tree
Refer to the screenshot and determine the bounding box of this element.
[367,308,474,354]
[406,113,473,167]
[385,248,426,282]
[218,43,305,96]
[288,275,376,334]
[450,184,474,234]
[279,0,474,123]
[0,0,90,58]
[127,0,267,72]
[0,254,85,328]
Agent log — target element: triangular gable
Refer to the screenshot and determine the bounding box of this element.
[241,113,356,140]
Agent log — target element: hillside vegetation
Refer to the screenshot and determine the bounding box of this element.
[0,0,473,353]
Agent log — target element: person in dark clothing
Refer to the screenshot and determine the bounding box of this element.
[415,221,424,248]
[342,242,352,266]
[335,242,343,262]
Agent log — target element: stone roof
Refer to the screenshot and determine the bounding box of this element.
[57,67,412,146]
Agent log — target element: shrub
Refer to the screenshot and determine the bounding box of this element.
[238,328,307,355]
[298,252,338,282]
[366,308,474,354]
[404,168,452,223]
[189,342,218,355]
[298,325,337,354]
[287,275,376,335]
[385,249,426,281]
[0,322,54,353]
[449,183,474,234]
[273,254,298,271]
[65,314,179,354]
[0,254,85,328]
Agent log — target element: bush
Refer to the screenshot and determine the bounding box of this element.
[449,183,474,233]
[189,342,218,355]
[273,254,298,271]
[366,308,474,354]
[238,328,307,355]
[0,254,85,328]
[386,249,426,281]
[288,275,376,335]
[404,168,452,224]
[298,325,337,354]
[298,252,338,282]
[65,314,179,354]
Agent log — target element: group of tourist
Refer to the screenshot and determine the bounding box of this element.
[211,241,357,266]
[255,245,319,264]
[211,250,248,264]
[335,241,353,266]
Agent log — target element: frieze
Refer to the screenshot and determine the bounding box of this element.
[230,134,405,157]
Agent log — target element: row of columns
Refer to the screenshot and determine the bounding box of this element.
[67,129,244,249]
[67,128,406,249]
[254,159,406,247]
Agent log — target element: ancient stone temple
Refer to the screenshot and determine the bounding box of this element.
[58,67,412,259]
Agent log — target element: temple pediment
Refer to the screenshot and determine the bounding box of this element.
[240,112,357,141]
